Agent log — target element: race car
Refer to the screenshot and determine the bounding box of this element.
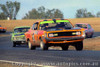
[25,19,85,51]
[0,25,7,33]
[11,26,30,47]
[75,23,94,38]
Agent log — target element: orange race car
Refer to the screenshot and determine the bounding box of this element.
[0,25,7,33]
[25,19,85,51]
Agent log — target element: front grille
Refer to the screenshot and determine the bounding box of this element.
[48,31,78,37]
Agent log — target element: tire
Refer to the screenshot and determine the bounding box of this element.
[28,41,36,50]
[90,33,93,38]
[61,45,69,51]
[3,29,6,33]
[40,40,48,50]
[3,31,6,33]
[13,42,16,47]
[75,41,83,51]
[85,33,88,38]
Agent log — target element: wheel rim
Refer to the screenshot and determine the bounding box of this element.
[28,41,31,49]
[40,41,44,49]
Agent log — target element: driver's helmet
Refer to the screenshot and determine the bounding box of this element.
[56,22,65,27]
[43,23,48,27]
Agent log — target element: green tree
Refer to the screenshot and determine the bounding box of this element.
[97,12,100,17]
[0,1,20,20]
[45,9,55,19]
[23,6,64,19]
[23,9,39,19]
[54,9,63,18]
[76,9,95,18]
[38,6,46,19]
[87,12,95,17]
[14,1,20,19]
[0,12,6,20]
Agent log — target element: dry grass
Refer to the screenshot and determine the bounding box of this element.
[0,18,100,32]
[84,37,100,50]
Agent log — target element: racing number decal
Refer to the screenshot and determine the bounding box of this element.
[32,31,38,41]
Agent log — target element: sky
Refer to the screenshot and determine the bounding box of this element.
[0,0,100,19]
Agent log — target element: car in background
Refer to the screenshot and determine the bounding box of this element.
[75,23,94,38]
[25,19,85,51]
[11,26,30,47]
[0,25,7,33]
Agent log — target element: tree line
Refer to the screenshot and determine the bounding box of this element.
[76,8,100,18]
[22,6,64,19]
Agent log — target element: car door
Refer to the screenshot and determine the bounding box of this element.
[32,23,39,46]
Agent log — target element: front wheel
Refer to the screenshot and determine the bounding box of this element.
[40,41,48,50]
[13,42,16,47]
[75,41,83,51]
[28,41,36,50]
[90,33,93,38]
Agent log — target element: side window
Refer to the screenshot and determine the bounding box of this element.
[88,24,91,29]
[32,23,38,30]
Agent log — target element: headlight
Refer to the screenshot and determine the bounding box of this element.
[72,32,81,35]
[48,33,58,37]
[49,33,54,37]
[76,31,81,35]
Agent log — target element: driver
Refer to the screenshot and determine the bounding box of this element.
[56,22,65,28]
[43,23,49,30]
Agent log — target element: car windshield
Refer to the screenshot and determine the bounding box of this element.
[14,27,30,33]
[75,24,87,28]
[40,21,73,30]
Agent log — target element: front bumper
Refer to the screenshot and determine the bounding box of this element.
[45,36,84,43]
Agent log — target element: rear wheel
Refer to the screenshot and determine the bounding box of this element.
[28,41,36,50]
[61,45,69,50]
[13,42,16,47]
[75,41,83,51]
[40,41,48,50]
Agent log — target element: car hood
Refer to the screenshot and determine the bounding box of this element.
[12,32,25,36]
[46,27,81,32]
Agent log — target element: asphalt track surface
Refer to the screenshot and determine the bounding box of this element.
[0,32,100,67]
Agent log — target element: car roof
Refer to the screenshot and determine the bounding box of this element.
[76,23,89,25]
[14,26,30,29]
[34,19,70,24]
